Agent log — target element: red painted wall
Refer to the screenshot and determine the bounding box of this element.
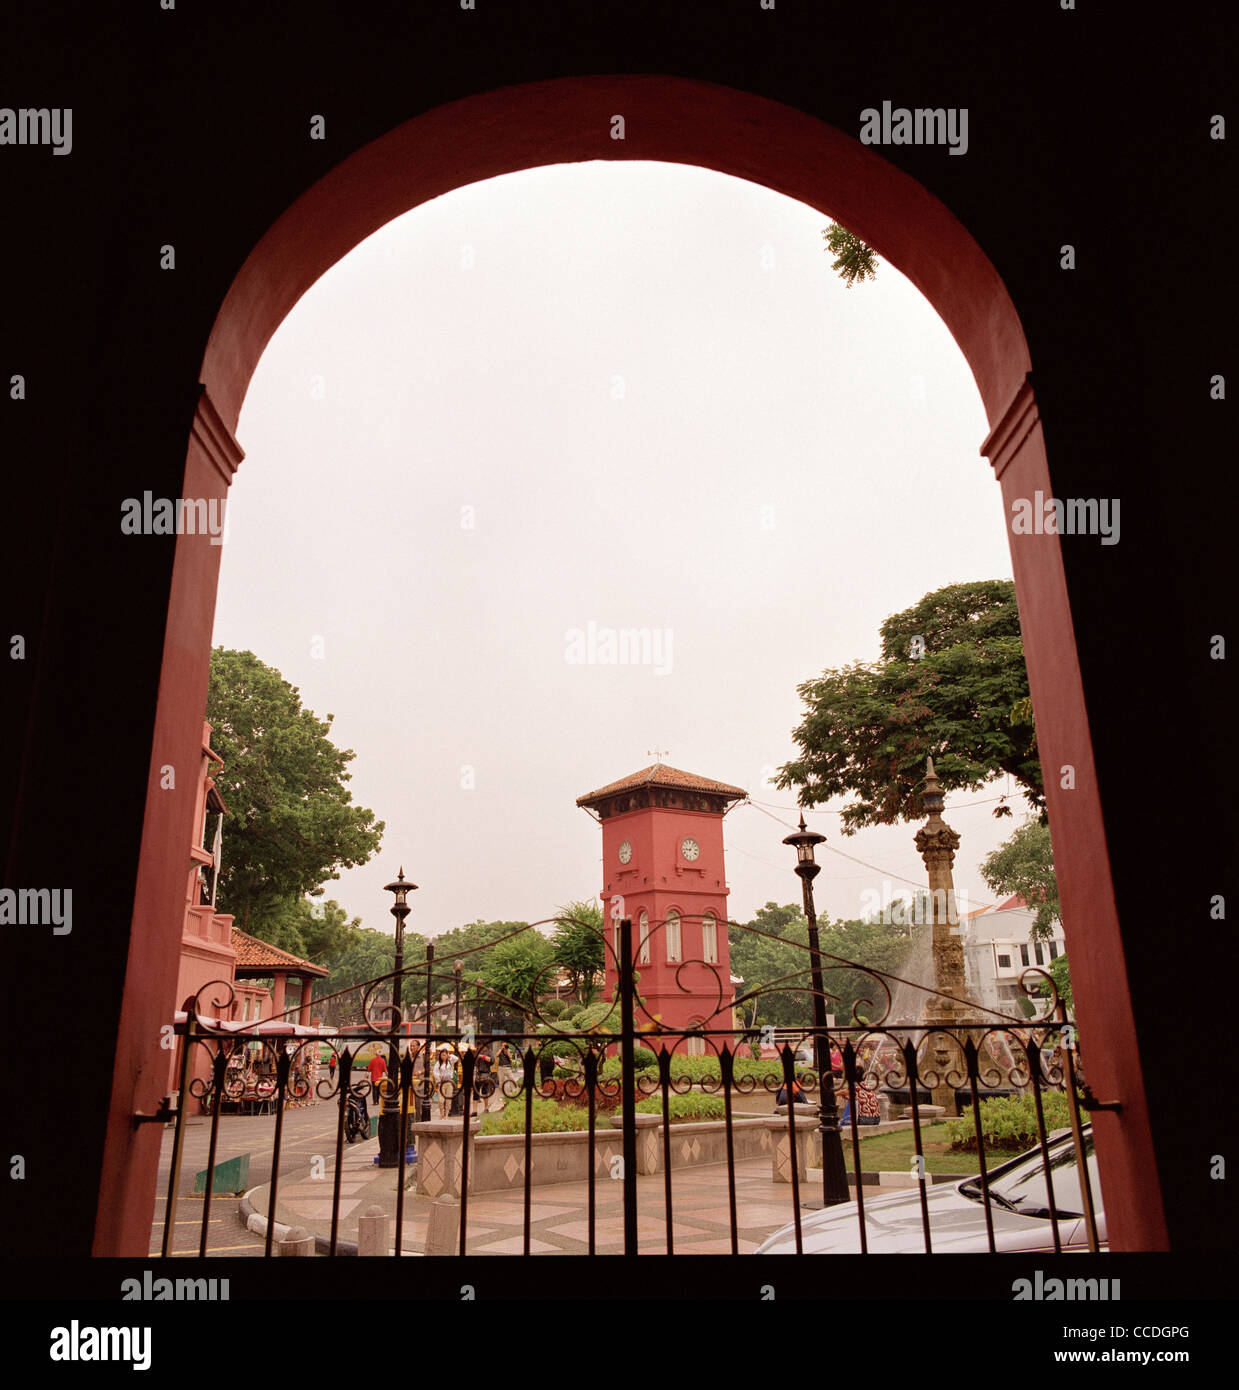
[599,805,733,1033]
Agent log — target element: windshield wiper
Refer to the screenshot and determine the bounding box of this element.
[958,1179,1020,1213]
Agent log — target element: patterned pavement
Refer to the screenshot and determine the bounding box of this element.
[254,1131,843,1255]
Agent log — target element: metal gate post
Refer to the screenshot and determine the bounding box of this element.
[618,917,638,1255]
[160,1007,197,1257]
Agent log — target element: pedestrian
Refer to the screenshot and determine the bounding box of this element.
[839,1078,880,1127]
[474,1042,494,1109]
[433,1048,455,1119]
[495,1041,514,1104]
[775,1076,809,1107]
[367,1049,387,1105]
[328,1053,337,1081]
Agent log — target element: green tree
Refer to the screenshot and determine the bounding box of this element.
[206,648,385,932]
[980,818,1060,941]
[306,921,433,1027]
[481,930,553,1013]
[776,580,1043,833]
[729,903,814,1028]
[822,223,879,287]
[819,916,912,1025]
[730,902,913,1028]
[1048,954,1072,1011]
[550,900,605,1006]
[432,919,524,976]
[260,895,365,962]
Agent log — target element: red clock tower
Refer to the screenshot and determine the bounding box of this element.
[576,762,746,1040]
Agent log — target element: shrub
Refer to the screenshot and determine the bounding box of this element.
[479,1097,591,1136]
[616,1093,726,1122]
[598,1053,811,1084]
[539,998,568,1021]
[946,1090,1074,1154]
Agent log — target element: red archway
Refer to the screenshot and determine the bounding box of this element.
[100,75,1163,1254]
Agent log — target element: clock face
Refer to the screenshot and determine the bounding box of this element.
[618,841,633,864]
[680,837,701,862]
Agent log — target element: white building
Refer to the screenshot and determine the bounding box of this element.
[962,894,1066,1018]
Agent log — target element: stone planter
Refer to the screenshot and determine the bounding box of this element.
[452,1114,779,1193]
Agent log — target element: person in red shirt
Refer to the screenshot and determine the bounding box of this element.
[367,1051,387,1104]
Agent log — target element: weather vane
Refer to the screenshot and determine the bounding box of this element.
[647,746,669,763]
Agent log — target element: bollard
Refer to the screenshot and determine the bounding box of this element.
[275,1224,315,1257]
[356,1203,390,1257]
[424,1195,460,1256]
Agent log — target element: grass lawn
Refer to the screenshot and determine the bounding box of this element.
[841,1122,988,1176]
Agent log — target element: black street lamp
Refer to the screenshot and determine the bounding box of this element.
[378,867,417,1168]
[782,815,851,1207]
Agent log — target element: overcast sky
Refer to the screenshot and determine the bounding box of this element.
[212,160,1027,943]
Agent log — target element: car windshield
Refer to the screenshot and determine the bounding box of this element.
[959,1135,1099,1219]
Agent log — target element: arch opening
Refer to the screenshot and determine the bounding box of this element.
[100,74,1161,1256]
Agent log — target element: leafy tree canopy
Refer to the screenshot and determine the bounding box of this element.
[432,918,523,975]
[207,648,384,931]
[1047,954,1072,1011]
[729,902,911,1028]
[550,900,605,1006]
[480,929,553,1012]
[315,924,430,1025]
[980,818,1060,942]
[776,580,1043,833]
[822,223,879,288]
[253,894,363,962]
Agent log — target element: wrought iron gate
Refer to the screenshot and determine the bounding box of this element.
[161,913,1103,1256]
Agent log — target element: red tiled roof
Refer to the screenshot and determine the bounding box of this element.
[966,893,1030,919]
[576,763,747,806]
[230,927,329,977]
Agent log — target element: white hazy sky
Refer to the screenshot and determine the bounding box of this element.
[213,160,1028,941]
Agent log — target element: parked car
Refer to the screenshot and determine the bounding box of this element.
[755,1127,1105,1254]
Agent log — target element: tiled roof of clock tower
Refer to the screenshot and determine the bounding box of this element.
[576,763,747,807]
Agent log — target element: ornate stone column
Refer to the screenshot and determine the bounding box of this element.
[914,757,980,1115]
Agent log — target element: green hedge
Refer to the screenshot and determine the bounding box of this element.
[621,1093,726,1121]
[946,1091,1074,1154]
[598,1054,811,1083]
[477,1090,728,1133]
[479,1098,594,1136]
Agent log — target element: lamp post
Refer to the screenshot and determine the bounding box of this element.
[782,815,850,1207]
[378,867,417,1168]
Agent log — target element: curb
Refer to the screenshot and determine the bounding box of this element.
[240,1186,363,1256]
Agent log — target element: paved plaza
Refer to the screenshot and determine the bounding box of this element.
[247,1128,838,1256]
[149,1098,857,1256]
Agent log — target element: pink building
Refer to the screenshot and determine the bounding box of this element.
[169,722,326,1102]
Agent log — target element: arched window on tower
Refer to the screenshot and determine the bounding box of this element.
[639,911,651,965]
[666,910,681,963]
[701,912,717,964]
